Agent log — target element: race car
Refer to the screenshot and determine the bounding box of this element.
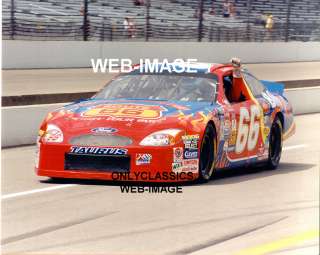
[35,59,295,182]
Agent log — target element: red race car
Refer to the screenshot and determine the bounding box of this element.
[35,59,295,182]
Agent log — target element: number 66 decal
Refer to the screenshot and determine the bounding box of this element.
[235,105,260,154]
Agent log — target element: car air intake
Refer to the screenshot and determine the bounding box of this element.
[65,153,130,172]
[70,135,132,146]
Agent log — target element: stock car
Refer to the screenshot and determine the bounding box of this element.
[35,59,295,182]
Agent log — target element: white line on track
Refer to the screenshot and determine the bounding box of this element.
[1,184,77,200]
[1,144,308,200]
[283,144,308,151]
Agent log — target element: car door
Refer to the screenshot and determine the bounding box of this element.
[242,71,272,161]
[221,73,264,166]
[227,100,262,165]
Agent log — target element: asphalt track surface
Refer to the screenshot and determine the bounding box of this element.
[1,114,319,255]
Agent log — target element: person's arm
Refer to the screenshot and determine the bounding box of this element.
[231,57,241,78]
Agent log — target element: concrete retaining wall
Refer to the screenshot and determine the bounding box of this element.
[2,87,320,147]
[2,103,66,147]
[284,86,320,115]
[3,40,320,69]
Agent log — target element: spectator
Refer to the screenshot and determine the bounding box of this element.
[209,0,215,15]
[230,2,236,17]
[265,14,274,40]
[80,6,84,16]
[265,14,274,31]
[123,17,130,37]
[193,7,200,18]
[36,23,44,33]
[128,18,136,38]
[124,17,136,38]
[257,14,268,26]
[222,0,231,18]
[133,0,144,6]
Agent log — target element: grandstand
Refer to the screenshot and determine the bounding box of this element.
[2,0,320,41]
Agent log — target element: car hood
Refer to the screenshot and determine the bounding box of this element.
[46,99,218,143]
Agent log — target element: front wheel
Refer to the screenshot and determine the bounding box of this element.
[267,117,283,169]
[198,124,216,182]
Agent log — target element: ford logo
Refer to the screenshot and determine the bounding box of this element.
[91,127,118,134]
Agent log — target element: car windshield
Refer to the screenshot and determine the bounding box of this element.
[94,74,218,102]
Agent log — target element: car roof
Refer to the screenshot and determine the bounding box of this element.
[135,62,231,74]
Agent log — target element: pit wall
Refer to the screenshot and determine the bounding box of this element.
[3,40,320,69]
[2,87,320,147]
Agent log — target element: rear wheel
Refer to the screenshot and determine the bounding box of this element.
[267,117,283,169]
[198,125,216,182]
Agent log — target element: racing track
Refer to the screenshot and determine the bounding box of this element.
[1,114,319,255]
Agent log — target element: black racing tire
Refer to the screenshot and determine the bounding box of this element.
[50,177,65,183]
[267,117,283,170]
[198,124,216,182]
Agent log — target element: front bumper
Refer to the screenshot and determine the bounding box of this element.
[36,143,199,182]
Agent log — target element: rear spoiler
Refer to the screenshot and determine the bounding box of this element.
[261,80,285,95]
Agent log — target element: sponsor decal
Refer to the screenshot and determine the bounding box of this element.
[91,127,118,134]
[264,115,271,124]
[184,148,198,159]
[173,147,183,162]
[70,146,127,155]
[225,119,231,129]
[231,118,237,129]
[82,104,166,119]
[257,145,265,156]
[182,134,200,140]
[223,119,231,139]
[223,141,229,151]
[228,130,237,146]
[258,154,268,160]
[257,144,268,160]
[137,118,165,123]
[182,159,198,166]
[136,153,152,165]
[172,162,183,173]
[182,134,199,149]
[182,159,198,173]
[223,125,231,139]
[227,146,235,152]
[220,120,225,137]
[263,126,270,137]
